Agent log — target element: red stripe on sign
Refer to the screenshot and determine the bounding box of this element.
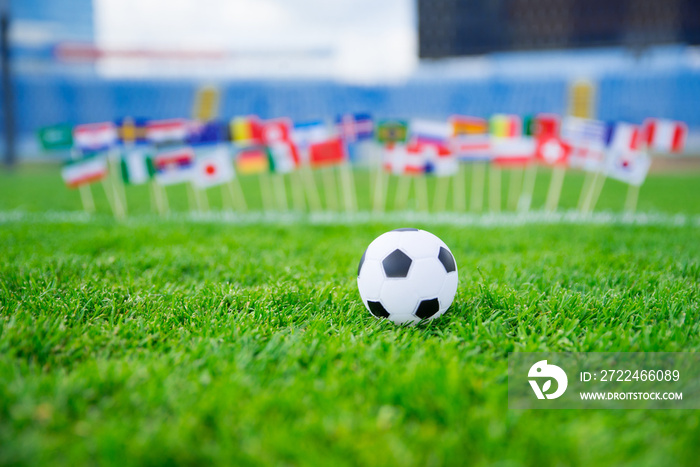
[404,166,425,175]
[630,127,640,151]
[644,121,656,146]
[148,120,187,131]
[671,124,686,153]
[75,123,113,133]
[67,171,106,188]
[493,156,533,166]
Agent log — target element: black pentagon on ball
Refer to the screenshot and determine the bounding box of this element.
[438,247,456,273]
[382,249,412,278]
[392,228,419,232]
[367,301,390,318]
[414,298,440,319]
[358,249,367,276]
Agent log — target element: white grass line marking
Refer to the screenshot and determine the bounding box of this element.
[1,209,699,228]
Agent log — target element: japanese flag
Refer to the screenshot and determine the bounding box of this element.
[193,146,234,189]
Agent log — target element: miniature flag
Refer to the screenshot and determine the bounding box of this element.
[490,114,521,138]
[261,118,294,144]
[61,155,108,188]
[38,124,73,151]
[293,121,329,154]
[186,121,225,146]
[450,135,491,161]
[605,150,651,186]
[491,137,535,166]
[309,137,346,168]
[236,147,270,175]
[383,144,408,174]
[450,116,489,136]
[73,122,118,153]
[642,119,687,153]
[153,147,195,185]
[121,149,155,185]
[605,122,642,152]
[403,141,429,175]
[335,113,374,143]
[268,141,299,174]
[376,120,408,144]
[410,119,451,146]
[561,117,607,172]
[535,136,571,166]
[116,117,148,146]
[230,116,264,147]
[449,116,491,161]
[193,146,234,189]
[525,114,560,138]
[147,119,189,146]
[424,144,458,177]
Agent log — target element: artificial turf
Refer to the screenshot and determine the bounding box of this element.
[1,166,699,466]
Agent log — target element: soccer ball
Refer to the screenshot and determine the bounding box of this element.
[357,228,458,324]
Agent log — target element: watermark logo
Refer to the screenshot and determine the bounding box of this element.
[528,360,568,399]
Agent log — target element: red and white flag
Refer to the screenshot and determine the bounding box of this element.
[535,136,571,166]
[193,146,234,189]
[642,119,687,153]
[491,137,535,166]
[261,118,294,144]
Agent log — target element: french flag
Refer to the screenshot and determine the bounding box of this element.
[642,119,687,154]
[605,122,642,152]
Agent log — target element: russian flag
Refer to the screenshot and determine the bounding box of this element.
[409,119,451,146]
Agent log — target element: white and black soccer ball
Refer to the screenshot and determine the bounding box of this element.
[357,228,458,325]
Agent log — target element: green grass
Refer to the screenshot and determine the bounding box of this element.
[1,166,700,466]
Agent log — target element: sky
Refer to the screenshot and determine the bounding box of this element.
[92,0,418,83]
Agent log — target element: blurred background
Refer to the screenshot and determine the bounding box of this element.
[1,0,699,164]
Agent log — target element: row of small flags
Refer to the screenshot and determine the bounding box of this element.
[38,113,687,217]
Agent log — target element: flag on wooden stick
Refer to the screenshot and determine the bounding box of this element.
[642,119,687,154]
[62,154,109,188]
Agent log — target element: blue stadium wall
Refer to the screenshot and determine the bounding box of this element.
[2,68,700,157]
